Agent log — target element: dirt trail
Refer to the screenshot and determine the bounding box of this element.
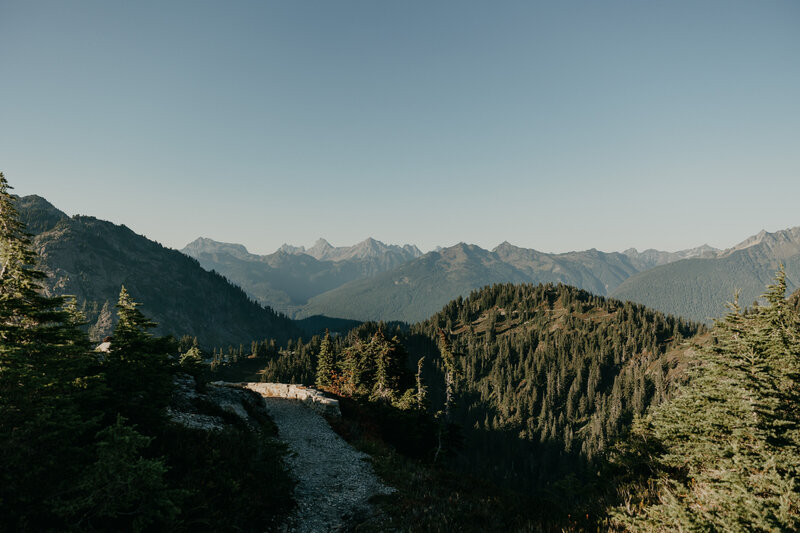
[263,398,393,532]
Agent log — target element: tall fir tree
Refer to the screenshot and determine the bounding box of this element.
[0,173,105,529]
[104,286,175,430]
[416,356,428,410]
[315,329,335,389]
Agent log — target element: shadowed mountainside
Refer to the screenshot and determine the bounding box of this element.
[17,195,302,347]
[299,243,643,323]
[612,227,800,322]
[182,236,422,315]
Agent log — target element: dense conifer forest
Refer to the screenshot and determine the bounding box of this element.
[607,271,800,530]
[257,279,800,530]
[408,283,704,487]
[6,168,800,531]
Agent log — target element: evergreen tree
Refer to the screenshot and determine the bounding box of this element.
[370,331,409,402]
[437,329,459,422]
[434,329,461,462]
[0,173,104,529]
[56,415,182,531]
[315,329,335,389]
[610,269,800,531]
[104,286,175,429]
[179,337,204,380]
[416,356,428,410]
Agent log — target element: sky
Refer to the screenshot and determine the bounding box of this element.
[1,1,798,255]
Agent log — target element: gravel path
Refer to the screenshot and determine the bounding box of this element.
[263,398,394,533]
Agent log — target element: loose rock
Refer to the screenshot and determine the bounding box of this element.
[263,398,393,533]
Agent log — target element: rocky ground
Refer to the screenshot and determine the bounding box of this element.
[263,398,394,533]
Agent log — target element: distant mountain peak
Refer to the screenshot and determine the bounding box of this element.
[276,243,306,254]
[403,244,423,257]
[493,241,516,251]
[722,226,800,259]
[728,229,769,253]
[355,237,382,249]
[303,237,423,262]
[181,237,251,259]
[16,195,69,234]
[622,243,722,270]
[306,238,335,260]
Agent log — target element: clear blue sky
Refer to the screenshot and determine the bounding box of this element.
[2,1,798,255]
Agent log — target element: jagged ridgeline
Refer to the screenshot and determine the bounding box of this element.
[15,195,302,347]
[407,282,705,488]
[612,227,800,323]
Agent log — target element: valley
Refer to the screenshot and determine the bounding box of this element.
[182,222,800,325]
[6,182,800,531]
[19,191,800,340]
[5,3,796,530]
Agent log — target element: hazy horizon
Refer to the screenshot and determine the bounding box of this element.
[18,190,790,257]
[3,1,798,256]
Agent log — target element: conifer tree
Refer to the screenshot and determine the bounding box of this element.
[179,337,204,378]
[315,329,335,389]
[437,329,459,421]
[609,268,800,531]
[416,356,428,410]
[370,331,409,402]
[104,286,174,429]
[0,173,104,529]
[434,329,461,462]
[56,415,181,531]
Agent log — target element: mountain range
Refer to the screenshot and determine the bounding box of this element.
[18,192,800,336]
[298,242,644,322]
[16,195,302,347]
[613,227,800,321]
[181,237,422,316]
[184,228,800,324]
[12,188,800,532]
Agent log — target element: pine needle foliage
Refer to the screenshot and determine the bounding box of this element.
[315,329,335,389]
[0,172,109,530]
[1,173,294,531]
[609,268,800,532]
[102,286,175,429]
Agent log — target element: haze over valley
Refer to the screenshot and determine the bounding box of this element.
[3,1,799,531]
[182,226,800,325]
[19,188,800,340]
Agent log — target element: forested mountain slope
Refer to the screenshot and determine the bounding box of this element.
[612,227,800,322]
[493,242,639,294]
[608,271,800,531]
[183,225,799,325]
[282,283,705,494]
[300,243,534,323]
[17,195,301,347]
[300,243,648,323]
[404,283,705,488]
